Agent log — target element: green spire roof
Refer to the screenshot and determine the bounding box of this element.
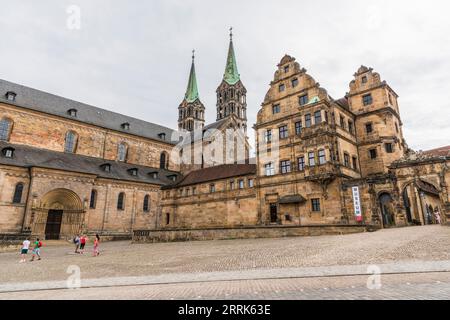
[184,51,199,103]
[223,30,240,85]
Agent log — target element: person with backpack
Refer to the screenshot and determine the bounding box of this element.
[30,238,43,262]
[74,235,80,254]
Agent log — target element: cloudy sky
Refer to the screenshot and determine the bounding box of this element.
[1,0,449,152]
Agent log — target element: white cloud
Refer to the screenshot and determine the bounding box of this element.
[0,0,449,151]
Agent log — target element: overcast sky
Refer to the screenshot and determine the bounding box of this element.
[1,0,449,152]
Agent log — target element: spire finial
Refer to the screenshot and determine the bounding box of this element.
[229,26,233,41]
[192,49,195,62]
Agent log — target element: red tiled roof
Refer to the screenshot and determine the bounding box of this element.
[171,164,256,188]
[335,97,349,109]
[423,146,450,157]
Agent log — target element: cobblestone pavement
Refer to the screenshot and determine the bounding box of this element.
[1,272,449,300]
[0,226,449,284]
[0,226,449,299]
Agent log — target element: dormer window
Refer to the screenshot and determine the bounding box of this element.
[128,168,138,176]
[121,123,130,130]
[67,109,78,117]
[167,175,177,182]
[284,65,290,73]
[149,172,158,179]
[5,91,16,102]
[2,147,14,158]
[362,76,368,84]
[158,133,166,140]
[100,164,111,172]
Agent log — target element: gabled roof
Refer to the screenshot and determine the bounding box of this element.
[165,163,256,188]
[0,142,181,186]
[179,116,238,147]
[0,79,177,145]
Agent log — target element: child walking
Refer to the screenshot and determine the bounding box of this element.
[30,238,43,262]
[93,234,100,257]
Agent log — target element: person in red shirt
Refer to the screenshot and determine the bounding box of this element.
[79,235,88,254]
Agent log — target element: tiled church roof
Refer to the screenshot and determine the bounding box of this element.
[166,164,256,188]
[423,146,450,157]
[0,142,181,186]
[0,79,177,145]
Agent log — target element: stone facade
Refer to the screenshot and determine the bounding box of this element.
[0,44,449,242]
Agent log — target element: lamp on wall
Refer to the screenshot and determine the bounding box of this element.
[83,197,89,211]
[31,193,38,209]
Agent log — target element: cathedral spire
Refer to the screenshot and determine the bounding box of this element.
[223,27,240,85]
[179,50,205,132]
[185,50,199,103]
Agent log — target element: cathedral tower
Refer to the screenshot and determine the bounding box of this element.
[178,51,205,132]
[216,29,248,134]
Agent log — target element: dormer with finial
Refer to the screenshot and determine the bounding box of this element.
[178,50,205,132]
[216,28,248,134]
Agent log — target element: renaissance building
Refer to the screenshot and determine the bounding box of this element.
[0,33,448,241]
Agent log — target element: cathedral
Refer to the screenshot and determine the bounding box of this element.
[0,32,449,242]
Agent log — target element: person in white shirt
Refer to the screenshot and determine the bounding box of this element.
[20,238,31,263]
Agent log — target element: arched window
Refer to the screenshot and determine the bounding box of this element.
[89,189,97,209]
[160,152,168,169]
[12,183,24,204]
[64,131,78,153]
[117,192,125,210]
[0,118,12,141]
[143,195,150,212]
[117,143,128,162]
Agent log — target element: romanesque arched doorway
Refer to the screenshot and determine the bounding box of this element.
[379,193,395,228]
[32,189,85,240]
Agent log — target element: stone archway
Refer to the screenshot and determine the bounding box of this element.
[32,189,85,240]
[401,179,442,226]
[378,192,396,228]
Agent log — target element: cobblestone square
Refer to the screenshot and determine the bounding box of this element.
[0,226,449,299]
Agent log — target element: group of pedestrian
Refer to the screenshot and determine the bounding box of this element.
[19,233,101,263]
[19,238,42,263]
[74,233,101,257]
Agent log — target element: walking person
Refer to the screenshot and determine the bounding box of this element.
[30,238,43,262]
[20,238,31,263]
[73,234,81,254]
[93,234,100,257]
[79,235,88,254]
[435,208,442,225]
